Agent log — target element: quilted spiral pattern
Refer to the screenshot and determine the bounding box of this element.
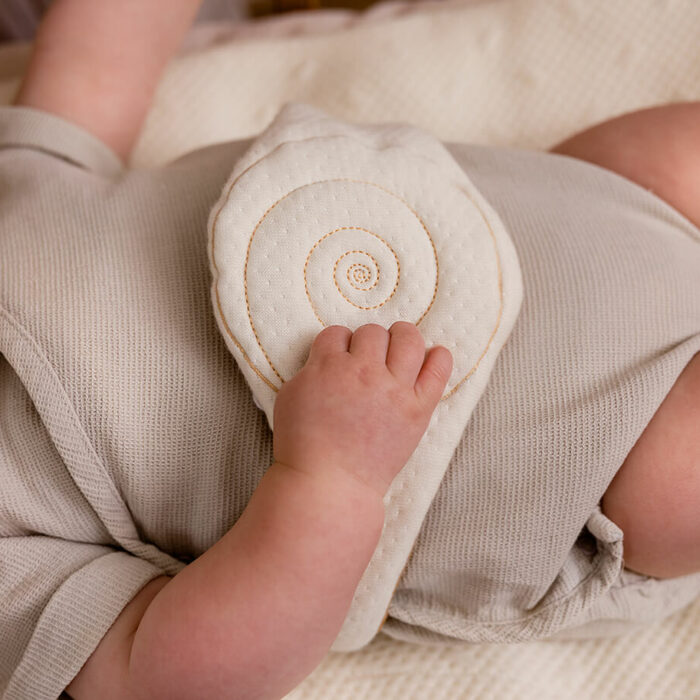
[207,104,523,650]
[209,113,509,403]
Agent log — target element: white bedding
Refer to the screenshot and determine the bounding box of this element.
[2,0,699,696]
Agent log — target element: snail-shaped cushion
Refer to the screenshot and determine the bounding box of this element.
[208,103,523,651]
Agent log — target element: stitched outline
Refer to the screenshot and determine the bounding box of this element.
[207,134,444,392]
[210,165,504,402]
[329,242,392,307]
[439,186,505,400]
[304,233,396,318]
[243,180,439,386]
[347,262,375,289]
[349,264,372,286]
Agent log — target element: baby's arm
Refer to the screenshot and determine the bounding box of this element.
[13,0,203,161]
[66,323,452,700]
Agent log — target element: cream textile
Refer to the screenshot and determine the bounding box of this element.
[135,0,700,167]
[208,102,522,649]
[3,0,700,164]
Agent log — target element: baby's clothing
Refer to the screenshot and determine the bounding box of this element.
[1,105,700,698]
[384,142,700,644]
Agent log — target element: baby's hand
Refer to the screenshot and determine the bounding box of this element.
[273,322,453,497]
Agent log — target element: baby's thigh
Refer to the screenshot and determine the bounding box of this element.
[601,352,700,579]
[550,102,700,230]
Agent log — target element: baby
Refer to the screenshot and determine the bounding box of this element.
[1,1,699,699]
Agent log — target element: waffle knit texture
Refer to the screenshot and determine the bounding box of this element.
[0,106,699,698]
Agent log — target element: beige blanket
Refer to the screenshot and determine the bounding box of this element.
[2,0,699,696]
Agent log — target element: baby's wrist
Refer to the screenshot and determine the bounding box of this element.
[270,458,389,507]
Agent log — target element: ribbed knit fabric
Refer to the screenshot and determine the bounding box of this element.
[1,106,699,698]
[384,144,700,644]
[0,107,270,700]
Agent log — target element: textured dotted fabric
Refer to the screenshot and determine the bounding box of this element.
[130,0,699,166]
[286,599,700,700]
[208,103,523,650]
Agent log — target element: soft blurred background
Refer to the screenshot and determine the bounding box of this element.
[0,0,389,39]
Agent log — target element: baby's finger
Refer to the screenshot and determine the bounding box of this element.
[348,323,390,363]
[306,325,352,363]
[386,321,426,386]
[414,345,453,407]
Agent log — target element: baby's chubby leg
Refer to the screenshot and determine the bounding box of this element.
[14,0,205,161]
[550,101,700,230]
[551,104,700,579]
[601,353,700,580]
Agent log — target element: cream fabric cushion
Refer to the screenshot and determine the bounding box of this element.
[208,102,522,649]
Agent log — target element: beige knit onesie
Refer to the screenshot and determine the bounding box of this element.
[1,106,700,700]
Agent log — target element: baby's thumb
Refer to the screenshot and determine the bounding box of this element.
[414,345,453,407]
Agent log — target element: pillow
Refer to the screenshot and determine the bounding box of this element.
[207,102,523,649]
